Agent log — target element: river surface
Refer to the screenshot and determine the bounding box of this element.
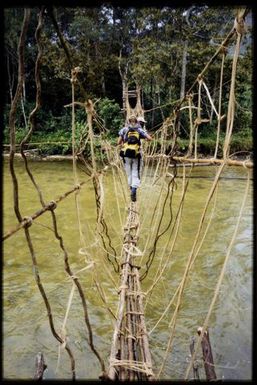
[2,158,253,380]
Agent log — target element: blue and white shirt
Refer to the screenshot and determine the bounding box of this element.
[118,124,149,143]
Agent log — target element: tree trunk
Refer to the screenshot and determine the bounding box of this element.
[21,96,27,128]
[151,79,154,128]
[118,51,128,118]
[156,82,165,122]
[101,74,106,96]
[180,40,188,100]
[6,53,13,101]
[156,83,160,105]
[177,39,188,134]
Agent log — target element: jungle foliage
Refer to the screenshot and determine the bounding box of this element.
[3,6,253,155]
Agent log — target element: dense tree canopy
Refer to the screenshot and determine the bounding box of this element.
[3,5,252,153]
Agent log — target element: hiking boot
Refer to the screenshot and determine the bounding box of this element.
[131,187,137,202]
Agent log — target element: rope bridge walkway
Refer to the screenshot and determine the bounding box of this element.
[108,202,154,380]
[3,6,252,381]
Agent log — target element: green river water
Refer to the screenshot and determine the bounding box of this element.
[2,158,253,380]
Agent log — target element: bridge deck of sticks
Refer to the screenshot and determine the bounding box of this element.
[108,202,154,381]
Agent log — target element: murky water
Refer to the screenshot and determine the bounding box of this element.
[3,158,253,380]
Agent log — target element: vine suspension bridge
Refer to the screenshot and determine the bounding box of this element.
[3,7,252,381]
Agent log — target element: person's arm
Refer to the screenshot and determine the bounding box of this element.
[117,136,123,145]
[117,127,125,146]
[138,127,152,141]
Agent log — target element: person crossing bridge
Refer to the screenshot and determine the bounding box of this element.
[118,115,152,202]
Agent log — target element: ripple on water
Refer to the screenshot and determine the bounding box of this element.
[3,161,252,380]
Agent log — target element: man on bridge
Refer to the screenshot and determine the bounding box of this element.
[118,115,152,202]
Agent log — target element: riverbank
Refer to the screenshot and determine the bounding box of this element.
[2,131,253,158]
[3,152,253,168]
[3,152,74,161]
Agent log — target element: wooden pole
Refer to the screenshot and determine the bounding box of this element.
[119,320,126,381]
[173,156,253,168]
[2,178,92,241]
[34,352,47,380]
[197,327,217,381]
[189,337,200,380]
[145,155,253,169]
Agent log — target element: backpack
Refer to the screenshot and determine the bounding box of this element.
[121,127,141,158]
